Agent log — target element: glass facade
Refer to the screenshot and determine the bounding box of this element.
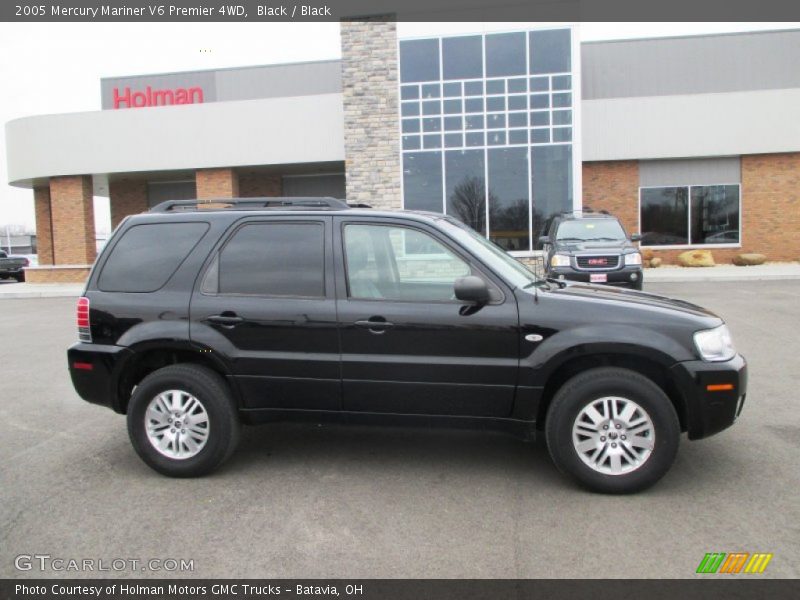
[400,28,576,253]
[640,184,740,247]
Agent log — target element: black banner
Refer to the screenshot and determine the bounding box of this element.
[2,579,800,600]
[2,0,800,22]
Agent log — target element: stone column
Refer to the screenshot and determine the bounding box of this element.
[340,17,401,209]
[110,179,148,229]
[196,168,240,199]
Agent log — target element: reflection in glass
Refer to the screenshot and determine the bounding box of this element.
[443,82,461,97]
[446,150,486,234]
[485,32,527,77]
[400,39,440,83]
[403,152,443,212]
[442,35,483,80]
[489,147,530,251]
[690,185,740,244]
[532,145,573,238]
[640,187,689,246]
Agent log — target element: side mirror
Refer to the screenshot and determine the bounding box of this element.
[630,234,642,242]
[454,276,490,305]
[538,235,550,247]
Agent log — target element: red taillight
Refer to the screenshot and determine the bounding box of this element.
[77,297,92,342]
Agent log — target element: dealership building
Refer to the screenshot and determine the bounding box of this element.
[4,24,800,283]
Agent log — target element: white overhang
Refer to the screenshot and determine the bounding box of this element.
[5,93,345,188]
[582,88,800,162]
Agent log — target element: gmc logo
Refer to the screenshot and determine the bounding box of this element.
[588,258,608,265]
[113,86,204,109]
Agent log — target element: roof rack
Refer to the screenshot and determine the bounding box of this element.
[149,197,356,213]
[560,208,613,217]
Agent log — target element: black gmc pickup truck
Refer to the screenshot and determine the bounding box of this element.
[0,250,29,282]
[67,198,747,493]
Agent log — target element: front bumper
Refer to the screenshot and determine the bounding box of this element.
[671,353,748,440]
[549,264,643,287]
[68,342,132,413]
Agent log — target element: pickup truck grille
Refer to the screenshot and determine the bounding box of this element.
[575,255,620,270]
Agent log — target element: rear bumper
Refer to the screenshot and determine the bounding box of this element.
[549,265,643,287]
[671,353,748,440]
[67,342,131,413]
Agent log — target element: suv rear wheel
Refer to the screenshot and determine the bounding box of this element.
[545,367,680,494]
[127,364,241,477]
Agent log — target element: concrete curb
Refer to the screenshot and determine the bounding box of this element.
[0,286,84,299]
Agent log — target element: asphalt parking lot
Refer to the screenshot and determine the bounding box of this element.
[1,281,798,579]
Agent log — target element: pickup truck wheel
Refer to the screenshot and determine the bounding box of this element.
[545,367,680,494]
[126,364,240,477]
[14,274,24,282]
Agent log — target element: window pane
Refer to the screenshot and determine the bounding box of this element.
[402,135,420,150]
[531,128,550,144]
[509,129,528,144]
[401,102,420,117]
[553,127,572,142]
[509,112,528,128]
[690,185,740,244]
[445,133,463,147]
[487,114,506,129]
[99,223,208,293]
[552,75,571,90]
[443,99,462,114]
[640,187,689,246]
[423,134,442,149]
[446,149,486,234]
[508,95,527,110]
[487,96,506,111]
[530,94,549,109]
[421,83,441,99]
[466,132,484,146]
[422,100,441,115]
[344,225,470,302]
[532,145,573,238]
[530,76,549,91]
[530,29,571,74]
[444,116,462,131]
[465,115,484,130]
[508,77,527,93]
[465,97,484,113]
[219,223,324,297]
[464,81,483,96]
[442,35,483,80]
[401,85,419,100]
[423,117,441,132]
[443,82,461,97]
[552,92,572,108]
[403,152,443,212]
[486,79,505,94]
[487,131,506,145]
[531,111,549,126]
[486,32,526,77]
[402,118,420,133]
[489,147,530,251]
[400,39,440,83]
[552,109,571,125]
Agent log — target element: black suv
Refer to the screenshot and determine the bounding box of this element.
[67,198,747,493]
[540,212,644,289]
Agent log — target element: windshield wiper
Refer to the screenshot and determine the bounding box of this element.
[585,237,622,241]
[545,277,568,288]
[556,237,584,242]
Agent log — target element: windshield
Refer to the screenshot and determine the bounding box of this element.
[438,218,539,289]
[556,219,626,242]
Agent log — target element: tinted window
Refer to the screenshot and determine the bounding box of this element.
[690,185,740,245]
[98,222,208,293]
[400,39,440,83]
[218,223,324,297]
[446,150,486,235]
[640,187,689,246]
[532,145,573,236]
[488,147,530,252]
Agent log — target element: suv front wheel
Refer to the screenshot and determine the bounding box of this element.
[545,367,680,494]
[127,364,241,477]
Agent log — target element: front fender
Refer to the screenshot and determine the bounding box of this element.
[521,324,693,388]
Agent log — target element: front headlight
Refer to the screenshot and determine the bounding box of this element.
[624,252,642,266]
[550,254,571,268]
[694,325,736,362]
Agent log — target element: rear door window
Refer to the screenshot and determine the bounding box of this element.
[98,222,209,292]
[215,222,325,297]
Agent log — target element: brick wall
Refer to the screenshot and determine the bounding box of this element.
[110,178,148,229]
[49,175,96,265]
[196,168,239,199]
[33,186,54,265]
[583,154,800,264]
[239,172,282,197]
[25,266,90,284]
[340,18,401,209]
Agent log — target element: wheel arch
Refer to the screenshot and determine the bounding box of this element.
[535,351,688,433]
[112,341,238,414]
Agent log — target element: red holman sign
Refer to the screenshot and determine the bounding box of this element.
[112,86,204,109]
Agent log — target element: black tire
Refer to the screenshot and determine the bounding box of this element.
[14,273,24,282]
[545,367,680,494]
[127,364,241,477]
[631,278,643,291]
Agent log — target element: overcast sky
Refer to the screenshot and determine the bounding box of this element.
[0,21,797,234]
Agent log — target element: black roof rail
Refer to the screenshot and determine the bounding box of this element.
[149,197,353,213]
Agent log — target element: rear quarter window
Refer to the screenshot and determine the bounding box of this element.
[98,222,209,293]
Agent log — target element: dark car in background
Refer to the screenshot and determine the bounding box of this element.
[539,212,644,289]
[0,250,29,282]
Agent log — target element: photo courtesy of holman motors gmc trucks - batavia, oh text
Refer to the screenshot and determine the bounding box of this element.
[67,198,747,494]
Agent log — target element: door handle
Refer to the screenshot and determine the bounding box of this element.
[355,319,395,334]
[207,313,244,327]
